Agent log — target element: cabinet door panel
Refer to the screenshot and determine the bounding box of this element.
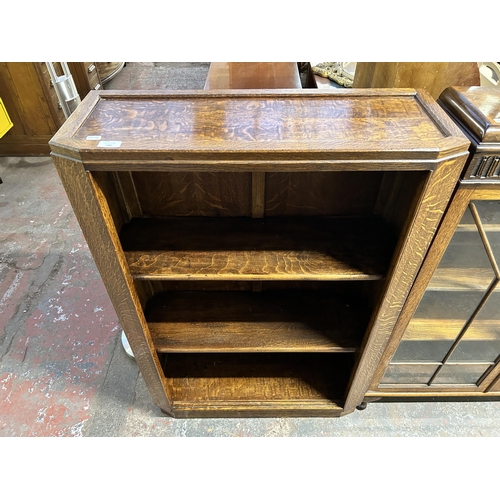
[381,199,500,389]
[382,364,438,385]
[432,364,493,385]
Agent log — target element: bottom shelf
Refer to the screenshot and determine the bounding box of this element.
[163,352,353,417]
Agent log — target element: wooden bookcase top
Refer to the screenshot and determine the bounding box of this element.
[49,89,469,166]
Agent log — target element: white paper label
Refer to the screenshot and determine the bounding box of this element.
[86,135,101,140]
[97,141,122,148]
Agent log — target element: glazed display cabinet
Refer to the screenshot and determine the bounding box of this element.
[369,86,500,398]
[49,89,469,417]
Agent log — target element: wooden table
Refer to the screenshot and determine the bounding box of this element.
[204,62,302,90]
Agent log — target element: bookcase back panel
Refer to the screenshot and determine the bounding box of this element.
[132,172,252,217]
[265,172,384,216]
[126,171,385,219]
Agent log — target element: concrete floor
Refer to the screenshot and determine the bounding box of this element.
[1,63,500,437]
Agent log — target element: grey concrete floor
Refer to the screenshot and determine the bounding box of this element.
[1,63,500,437]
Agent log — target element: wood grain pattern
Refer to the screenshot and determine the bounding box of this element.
[146,290,368,353]
[369,186,474,390]
[265,171,384,216]
[251,172,266,218]
[49,89,468,164]
[131,172,251,217]
[164,353,351,417]
[120,216,395,281]
[51,156,173,414]
[91,171,126,233]
[344,155,469,413]
[112,171,143,219]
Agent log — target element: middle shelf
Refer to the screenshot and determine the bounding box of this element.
[145,289,370,353]
[120,215,395,281]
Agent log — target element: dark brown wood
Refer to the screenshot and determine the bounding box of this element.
[204,62,302,90]
[439,86,500,182]
[49,88,470,417]
[112,171,143,220]
[438,86,500,145]
[251,172,266,218]
[49,89,467,164]
[298,62,317,89]
[265,172,384,216]
[120,216,395,281]
[131,172,251,217]
[164,353,351,417]
[146,290,369,353]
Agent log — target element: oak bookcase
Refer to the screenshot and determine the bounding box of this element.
[49,89,469,417]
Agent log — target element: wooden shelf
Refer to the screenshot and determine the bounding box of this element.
[146,290,369,353]
[163,352,353,417]
[427,268,495,291]
[405,318,500,341]
[121,216,394,281]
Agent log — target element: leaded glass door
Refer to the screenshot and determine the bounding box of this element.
[372,186,500,395]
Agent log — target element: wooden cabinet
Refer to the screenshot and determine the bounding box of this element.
[68,62,102,97]
[353,63,480,99]
[369,86,500,398]
[0,62,105,156]
[49,88,469,417]
[0,62,66,155]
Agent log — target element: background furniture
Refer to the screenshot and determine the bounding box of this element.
[49,88,469,417]
[368,86,500,398]
[95,62,125,84]
[0,97,13,138]
[0,62,66,155]
[204,62,302,89]
[478,62,500,88]
[68,62,103,97]
[353,62,481,99]
[0,62,103,156]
